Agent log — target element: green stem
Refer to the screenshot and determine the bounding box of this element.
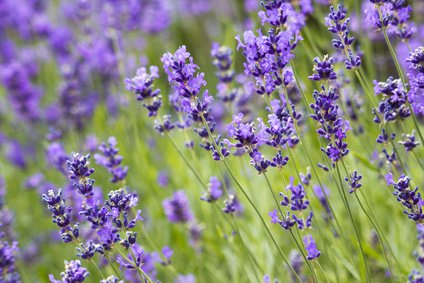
[89,259,105,280]
[166,132,208,188]
[290,230,319,283]
[316,261,330,283]
[105,253,121,279]
[335,164,371,283]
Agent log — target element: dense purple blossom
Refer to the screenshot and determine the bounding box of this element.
[407,47,424,116]
[49,260,89,283]
[125,66,162,117]
[163,190,194,223]
[42,189,79,243]
[303,234,321,260]
[67,153,95,198]
[0,62,42,122]
[386,173,424,222]
[374,77,411,122]
[0,234,21,283]
[310,85,350,163]
[308,55,337,81]
[345,171,362,193]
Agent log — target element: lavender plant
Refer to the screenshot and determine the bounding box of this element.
[1,0,424,282]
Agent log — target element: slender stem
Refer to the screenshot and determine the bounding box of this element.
[166,132,208,188]
[105,253,121,279]
[283,69,346,240]
[223,159,302,282]
[335,164,371,283]
[354,193,394,282]
[117,249,154,283]
[166,129,267,281]
[89,259,105,280]
[198,111,303,282]
[265,172,317,281]
[316,261,330,283]
[264,173,284,217]
[230,217,263,282]
[289,230,319,283]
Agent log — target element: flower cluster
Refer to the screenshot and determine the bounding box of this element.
[125,66,162,117]
[200,176,223,203]
[49,260,89,283]
[42,189,79,243]
[344,170,362,194]
[407,47,424,116]
[270,177,313,231]
[235,29,299,96]
[374,77,410,122]
[326,5,361,70]
[309,85,350,163]
[399,131,420,152]
[161,46,218,152]
[43,150,161,280]
[95,137,129,184]
[386,173,424,222]
[303,234,321,260]
[308,55,337,81]
[364,1,416,41]
[163,190,194,223]
[0,233,21,283]
[67,153,95,198]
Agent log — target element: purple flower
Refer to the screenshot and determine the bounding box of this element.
[374,77,411,122]
[201,176,223,202]
[308,55,337,81]
[344,171,362,193]
[223,194,243,215]
[94,137,128,184]
[326,5,361,69]
[303,234,321,260]
[42,189,79,243]
[399,131,420,151]
[0,234,21,283]
[157,171,169,188]
[175,274,196,283]
[49,260,89,283]
[67,153,95,198]
[387,174,424,222]
[125,66,161,117]
[310,85,350,163]
[163,190,194,223]
[162,46,206,99]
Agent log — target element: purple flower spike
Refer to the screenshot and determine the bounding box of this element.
[303,234,321,260]
[308,55,337,81]
[163,190,194,223]
[201,176,223,203]
[125,66,161,117]
[95,137,128,184]
[49,260,89,283]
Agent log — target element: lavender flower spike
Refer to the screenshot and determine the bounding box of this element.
[49,260,89,283]
[125,66,162,117]
[163,190,194,223]
[303,234,321,260]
